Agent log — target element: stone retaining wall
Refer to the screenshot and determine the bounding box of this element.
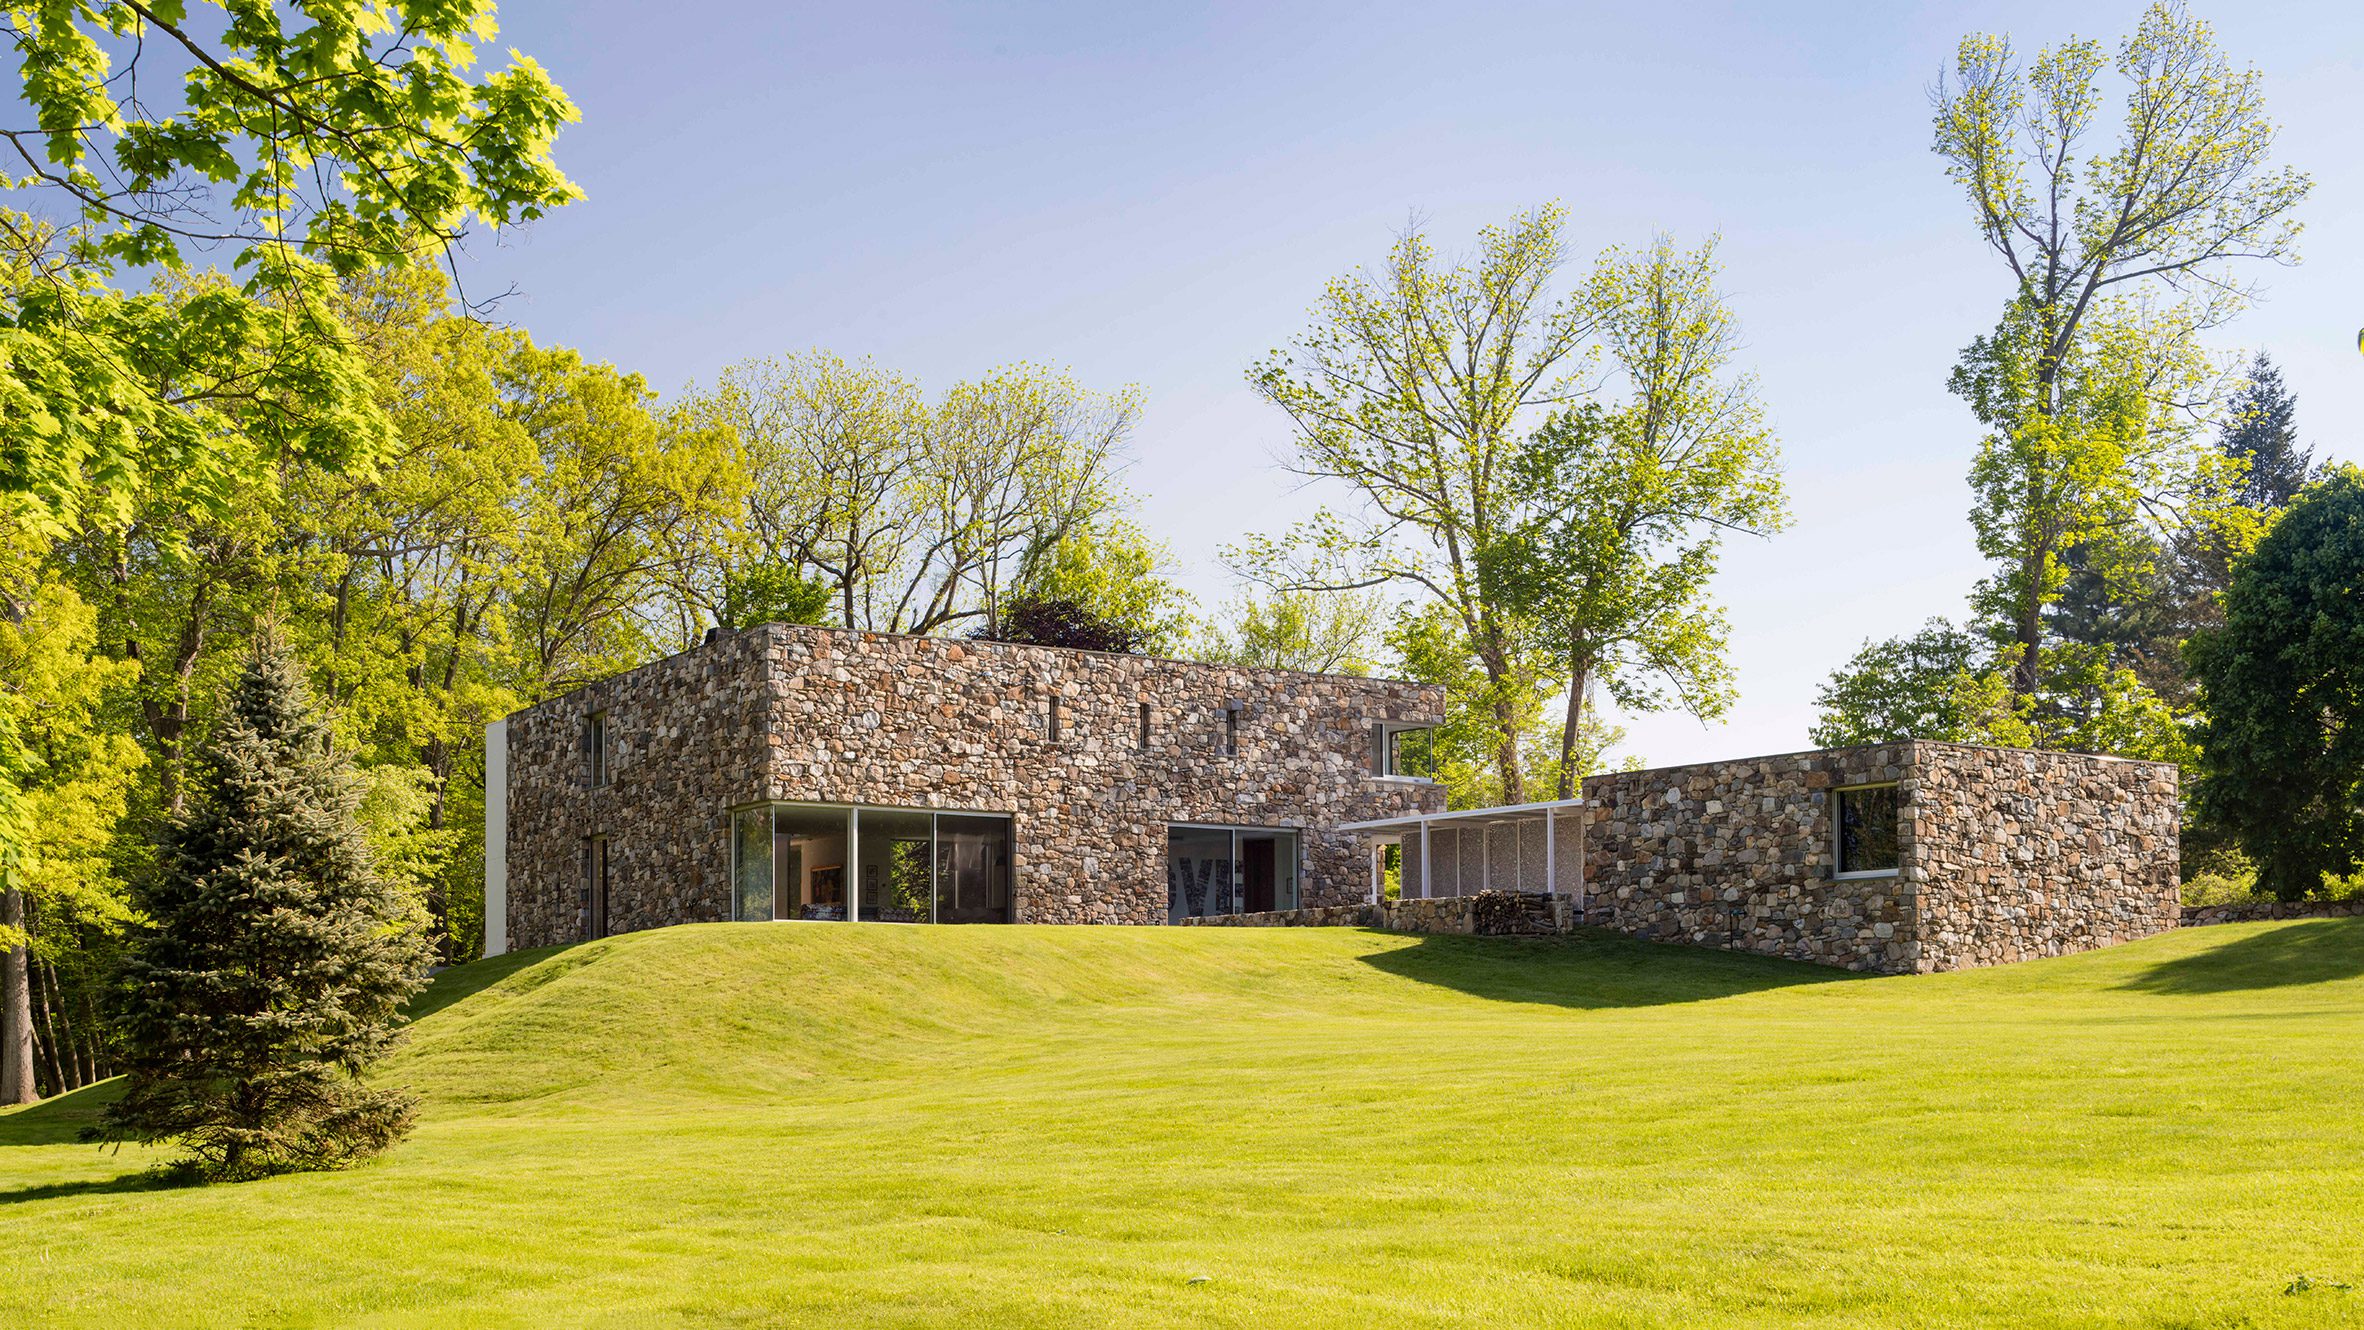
[1179,892,1574,937]
[2183,898,2364,927]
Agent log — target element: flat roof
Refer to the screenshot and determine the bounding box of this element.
[1335,797,1590,835]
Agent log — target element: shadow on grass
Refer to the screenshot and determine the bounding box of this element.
[405,941,585,1022]
[0,1080,168,1205]
[1357,928,1855,1009]
[2120,917,2364,995]
[0,1078,119,1148]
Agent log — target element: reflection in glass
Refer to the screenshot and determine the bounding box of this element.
[857,807,934,923]
[732,806,772,921]
[1166,826,1235,923]
[1837,785,1900,874]
[935,814,1013,924]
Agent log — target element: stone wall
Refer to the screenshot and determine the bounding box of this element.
[505,631,774,949]
[1375,742,2179,974]
[1569,745,1920,971]
[503,624,1445,945]
[2183,898,2364,927]
[1910,745,2180,968]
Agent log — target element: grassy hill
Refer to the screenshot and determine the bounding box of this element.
[4,919,2362,1328]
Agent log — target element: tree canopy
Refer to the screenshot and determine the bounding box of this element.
[2190,467,2364,899]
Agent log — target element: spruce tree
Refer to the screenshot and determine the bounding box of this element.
[96,635,431,1179]
[2218,353,2312,511]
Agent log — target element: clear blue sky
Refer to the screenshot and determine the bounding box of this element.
[457,0,2361,767]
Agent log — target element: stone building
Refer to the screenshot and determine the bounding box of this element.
[1328,741,2181,973]
[484,625,2181,976]
[485,623,1448,952]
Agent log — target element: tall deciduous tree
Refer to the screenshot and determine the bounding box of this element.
[1931,2,2310,696]
[0,575,143,1104]
[2,1,579,541]
[96,634,431,1177]
[1506,237,1787,798]
[1202,589,1386,677]
[2190,467,2364,900]
[1811,619,2010,747]
[683,354,1144,639]
[1245,206,1604,802]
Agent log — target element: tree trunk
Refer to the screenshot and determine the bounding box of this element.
[29,952,66,1098]
[0,886,36,1104]
[74,978,104,1084]
[1470,631,1526,805]
[38,957,81,1094]
[2011,546,2045,698]
[1556,646,1592,801]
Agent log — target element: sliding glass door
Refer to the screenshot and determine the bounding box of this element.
[731,803,1012,924]
[1166,825,1300,923]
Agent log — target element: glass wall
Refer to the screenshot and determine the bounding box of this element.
[774,805,852,920]
[1168,825,1299,923]
[856,807,934,923]
[935,813,1012,924]
[732,806,772,921]
[732,803,1012,923]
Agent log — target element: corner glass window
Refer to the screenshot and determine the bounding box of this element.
[731,806,773,920]
[1835,784,1900,877]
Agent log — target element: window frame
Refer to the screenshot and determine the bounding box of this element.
[1831,781,1902,880]
[1370,722,1439,782]
[585,710,610,788]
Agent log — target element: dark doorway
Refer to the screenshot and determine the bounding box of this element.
[1242,837,1277,913]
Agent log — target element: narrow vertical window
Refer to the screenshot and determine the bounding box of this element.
[1047,695,1063,741]
[1224,703,1240,756]
[583,835,609,939]
[1138,701,1152,750]
[585,710,609,788]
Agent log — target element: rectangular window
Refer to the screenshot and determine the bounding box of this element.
[1138,701,1152,750]
[729,803,1012,925]
[1835,784,1901,877]
[1384,726,1436,779]
[1047,695,1062,742]
[1224,703,1240,756]
[1166,825,1299,922]
[585,711,609,787]
[731,806,774,921]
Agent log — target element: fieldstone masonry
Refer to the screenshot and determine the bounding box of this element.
[1576,742,2179,972]
[502,624,1445,947]
[1270,742,2179,973]
[500,628,2180,975]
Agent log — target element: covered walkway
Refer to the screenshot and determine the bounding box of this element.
[1337,799,1588,905]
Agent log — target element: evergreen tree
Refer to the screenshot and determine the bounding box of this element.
[2190,467,2364,900]
[2219,353,2312,511]
[95,635,431,1179]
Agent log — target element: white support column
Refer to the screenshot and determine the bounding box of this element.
[1420,821,1432,900]
[1369,842,1382,905]
[1544,804,1556,898]
[847,808,862,923]
[1481,823,1491,895]
[483,720,508,957]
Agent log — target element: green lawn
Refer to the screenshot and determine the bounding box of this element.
[5,919,2362,1328]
